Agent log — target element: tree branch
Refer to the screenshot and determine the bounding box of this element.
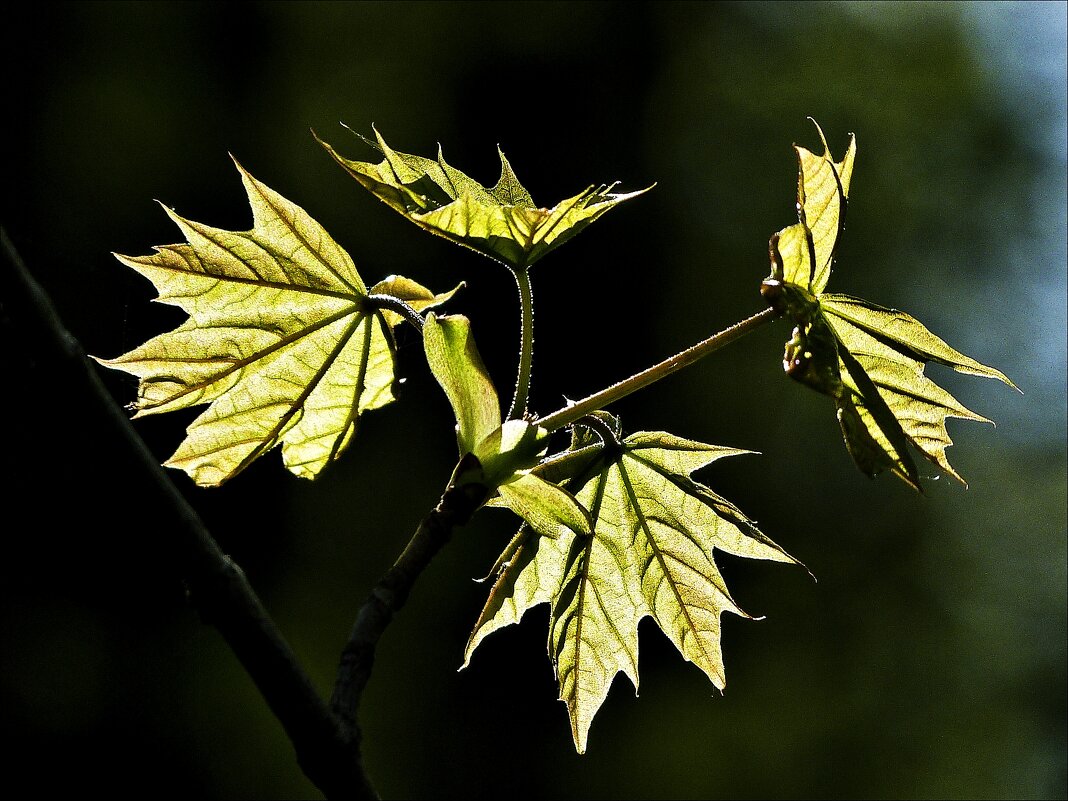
[0,228,376,801]
[331,455,490,733]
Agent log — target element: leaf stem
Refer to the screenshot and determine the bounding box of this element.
[331,462,490,734]
[507,267,535,420]
[537,306,780,433]
[365,293,426,332]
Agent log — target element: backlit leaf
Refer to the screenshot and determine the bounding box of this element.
[423,314,589,537]
[317,127,649,270]
[464,422,798,752]
[423,313,501,456]
[98,159,444,486]
[369,274,462,330]
[761,120,1017,489]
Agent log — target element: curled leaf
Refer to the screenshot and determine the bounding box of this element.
[423,313,501,455]
[369,274,462,330]
[317,127,650,270]
[761,120,1017,489]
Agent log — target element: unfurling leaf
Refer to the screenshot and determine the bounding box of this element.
[317,127,650,270]
[761,119,1018,489]
[98,159,448,486]
[423,313,502,456]
[464,420,799,753]
[423,314,588,537]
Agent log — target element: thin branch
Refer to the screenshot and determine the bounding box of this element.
[331,455,490,731]
[537,306,780,432]
[0,228,376,801]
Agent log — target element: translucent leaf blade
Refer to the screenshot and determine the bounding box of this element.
[423,313,501,455]
[462,525,566,669]
[467,425,799,753]
[763,122,1014,489]
[795,122,855,295]
[320,129,648,269]
[552,466,642,754]
[496,472,592,540]
[822,294,1019,389]
[368,274,462,330]
[96,162,409,486]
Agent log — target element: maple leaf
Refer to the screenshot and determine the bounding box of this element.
[316,127,649,270]
[464,418,799,753]
[760,119,1018,489]
[98,159,453,486]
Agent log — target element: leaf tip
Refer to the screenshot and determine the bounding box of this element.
[806,116,830,154]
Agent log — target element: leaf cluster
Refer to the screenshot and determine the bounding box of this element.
[100,122,1015,753]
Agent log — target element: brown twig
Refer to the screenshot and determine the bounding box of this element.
[331,456,490,733]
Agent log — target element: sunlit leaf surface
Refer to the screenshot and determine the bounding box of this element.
[318,127,649,270]
[761,120,1017,489]
[99,160,443,486]
[465,422,798,752]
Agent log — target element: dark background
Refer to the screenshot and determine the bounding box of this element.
[3,2,1065,798]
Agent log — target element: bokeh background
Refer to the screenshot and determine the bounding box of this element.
[3,2,1065,798]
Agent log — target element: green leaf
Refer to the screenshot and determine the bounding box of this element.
[317,127,650,270]
[421,312,587,535]
[472,419,549,485]
[423,312,501,455]
[496,472,592,540]
[464,424,798,753]
[761,120,1018,489]
[97,158,421,486]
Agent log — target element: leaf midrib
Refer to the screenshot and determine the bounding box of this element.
[136,302,363,411]
[617,456,721,673]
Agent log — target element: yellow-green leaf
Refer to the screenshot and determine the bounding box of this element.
[423,313,501,455]
[761,121,1017,489]
[496,472,592,540]
[472,419,549,486]
[464,423,798,753]
[98,159,407,486]
[317,127,649,270]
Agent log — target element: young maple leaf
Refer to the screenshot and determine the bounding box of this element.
[421,312,592,538]
[464,419,799,753]
[98,159,455,486]
[316,127,650,271]
[760,119,1019,490]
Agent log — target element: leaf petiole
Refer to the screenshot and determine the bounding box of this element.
[536,306,780,433]
[507,267,535,421]
[572,412,623,451]
[365,293,427,332]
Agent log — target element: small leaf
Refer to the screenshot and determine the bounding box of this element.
[472,419,549,485]
[97,159,417,486]
[496,472,592,540]
[761,120,1017,489]
[465,421,798,753]
[317,127,650,270]
[423,313,501,455]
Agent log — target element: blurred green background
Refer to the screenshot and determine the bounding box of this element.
[3,2,1064,798]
